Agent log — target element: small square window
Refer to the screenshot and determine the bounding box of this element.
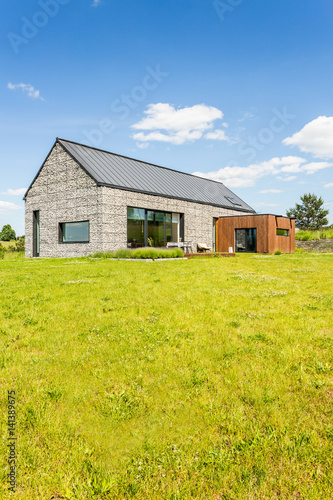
[59,221,89,243]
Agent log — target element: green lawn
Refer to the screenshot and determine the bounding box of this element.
[1,253,333,499]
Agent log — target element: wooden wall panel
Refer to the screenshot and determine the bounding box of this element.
[216,214,295,254]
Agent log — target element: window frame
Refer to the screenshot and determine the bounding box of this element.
[33,210,40,257]
[59,220,90,244]
[235,227,257,253]
[127,207,183,248]
[276,228,289,237]
[225,196,242,206]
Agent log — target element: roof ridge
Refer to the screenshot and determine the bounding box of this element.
[56,137,234,191]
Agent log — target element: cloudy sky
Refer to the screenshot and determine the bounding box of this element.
[1,0,333,234]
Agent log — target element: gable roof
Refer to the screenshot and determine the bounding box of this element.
[25,138,255,213]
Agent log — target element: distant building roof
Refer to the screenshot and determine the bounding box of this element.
[25,138,255,213]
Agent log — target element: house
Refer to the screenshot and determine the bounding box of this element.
[216,214,295,254]
[24,138,255,257]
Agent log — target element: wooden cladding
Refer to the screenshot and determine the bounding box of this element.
[216,214,295,254]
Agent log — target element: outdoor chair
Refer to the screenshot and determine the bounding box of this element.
[197,243,211,253]
[183,241,193,253]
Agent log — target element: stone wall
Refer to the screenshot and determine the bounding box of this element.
[25,142,252,257]
[101,187,244,252]
[25,143,101,258]
[295,239,333,253]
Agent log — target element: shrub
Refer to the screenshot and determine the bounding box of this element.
[146,248,159,259]
[8,237,25,252]
[296,231,312,241]
[132,248,159,259]
[0,244,4,260]
[15,237,25,252]
[114,249,133,259]
[91,247,184,260]
[321,229,333,239]
[102,251,114,259]
[132,247,184,259]
[91,251,104,258]
[158,248,169,258]
[274,249,282,255]
[131,248,144,259]
[173,248,184,258]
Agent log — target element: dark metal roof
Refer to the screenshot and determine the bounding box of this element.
[25,138,255,212]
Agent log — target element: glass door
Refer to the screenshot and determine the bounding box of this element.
[171,213,180,242]
[147,210,165,247]
[235,228,257,253]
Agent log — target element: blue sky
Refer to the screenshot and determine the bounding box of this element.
[1,0,333,235]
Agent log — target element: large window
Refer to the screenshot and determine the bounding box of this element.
[59,221,89,243]
[127,207,182,248]
[235,228,257,253]
[127,208,145,247]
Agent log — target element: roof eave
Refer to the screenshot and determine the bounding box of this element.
[97,182,256,213]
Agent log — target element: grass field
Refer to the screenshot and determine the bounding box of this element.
[0,241,16,249]
[295,229,333,241]
[1,252,333,499]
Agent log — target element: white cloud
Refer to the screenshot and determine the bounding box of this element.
[0,201,22,212]
[283,116,333,159]
[1,188,27,196]
[133,130,203,145]
[193,156,305,188]
[92,0,101,5]
[132,103,228,145]
[259,189,282,193]
[324,183,333,188]
[238,111,255,123]
[136,142,149,149]
[193,155,333,189]
[8,82,44,101]
[205,129,229,141]
[279,160,333,174]
[278,176,297,182]
[302,162,333,174]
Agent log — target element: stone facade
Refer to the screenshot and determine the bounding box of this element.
[25,143,251,258]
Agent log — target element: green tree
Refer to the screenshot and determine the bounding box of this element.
[286,193,329,230]
[0,224,16,241]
